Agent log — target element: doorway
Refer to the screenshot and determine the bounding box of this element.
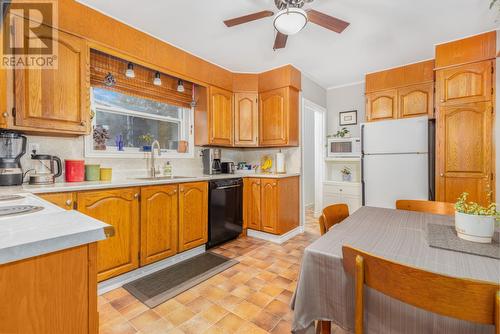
[301,98,326,221]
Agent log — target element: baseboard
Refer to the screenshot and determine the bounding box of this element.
[247,226,304,244]
[98,245,206,295]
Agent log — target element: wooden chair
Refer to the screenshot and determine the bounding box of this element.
[318,204,349,235]
[395,199,455,216]
[342,245,500,334]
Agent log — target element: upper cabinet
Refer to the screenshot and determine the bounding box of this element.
[366,89,397,122]
[259,87,299,147]
[365,60,435,122]
[234,92,259,147]
[208,86,233,146]
[12,23,90,135]
[435,60,493,106]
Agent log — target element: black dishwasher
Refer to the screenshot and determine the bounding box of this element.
[207,178,243,248]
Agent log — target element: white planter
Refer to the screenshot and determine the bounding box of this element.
[455,211,495,243]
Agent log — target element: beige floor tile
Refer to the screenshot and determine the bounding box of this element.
[250,310,281,332]
[199,304,229,324]
[231,300,263,321]
[161,305,196,327]
[129,310,161,331]
[154,299,184,318]
[246,291,274,309]
[215,313,246,333]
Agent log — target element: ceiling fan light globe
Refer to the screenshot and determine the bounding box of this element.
[273,8,308,35]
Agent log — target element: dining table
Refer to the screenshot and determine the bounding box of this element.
[291,206,500,334]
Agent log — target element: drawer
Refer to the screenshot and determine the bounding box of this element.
[324,183,360,196]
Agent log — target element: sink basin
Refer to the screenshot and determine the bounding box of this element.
[133,176,192,181]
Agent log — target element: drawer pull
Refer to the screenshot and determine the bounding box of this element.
[65,199,72,206]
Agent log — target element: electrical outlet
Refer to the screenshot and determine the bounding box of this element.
[28,143,40,154]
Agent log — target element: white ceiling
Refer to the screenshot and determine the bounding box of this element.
[77,0,498,88]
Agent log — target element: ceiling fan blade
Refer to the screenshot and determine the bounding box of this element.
[306,9,350,33]
[273,32,288,50]
[224,10,274,27]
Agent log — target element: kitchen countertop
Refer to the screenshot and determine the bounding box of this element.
[0,193,109,265]
[11,172,301,194]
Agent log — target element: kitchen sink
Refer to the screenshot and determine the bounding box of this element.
[133,176,192,181]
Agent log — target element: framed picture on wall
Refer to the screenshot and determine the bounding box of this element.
[339,110,357,126]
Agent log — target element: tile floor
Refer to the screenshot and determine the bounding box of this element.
[98,208,346,333]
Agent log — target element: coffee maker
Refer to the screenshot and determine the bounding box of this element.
[201,148,222,175]
[29,151,62,185]
[0,131,27,186]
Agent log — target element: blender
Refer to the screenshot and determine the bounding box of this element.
[0,131,27,186]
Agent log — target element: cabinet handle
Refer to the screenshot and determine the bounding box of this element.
[80,121,86,126]
[339,189,343,192]
[440,173,444,177]
[134,193,139,199]
[65,199,72,206]
[2,112,7,118]
[440,99,445,103]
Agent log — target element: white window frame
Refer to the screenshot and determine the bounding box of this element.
[85,88,194,159]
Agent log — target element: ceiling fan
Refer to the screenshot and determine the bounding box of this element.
[223,0,350,50]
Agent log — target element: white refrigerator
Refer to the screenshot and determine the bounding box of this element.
[361,116,432,209]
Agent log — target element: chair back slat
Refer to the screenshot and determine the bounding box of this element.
[342,246,499,325]
[396,200,455,216]
[319,204,349,235]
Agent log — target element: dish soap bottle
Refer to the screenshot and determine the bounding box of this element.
[163,161,173,177]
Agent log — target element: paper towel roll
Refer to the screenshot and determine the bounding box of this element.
[275,151,286,174]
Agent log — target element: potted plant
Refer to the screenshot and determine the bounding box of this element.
[454,192,499,243]
[332,127,350,138]
[139,133,154,152]
[93,125,110,150]
[340,166,352,182]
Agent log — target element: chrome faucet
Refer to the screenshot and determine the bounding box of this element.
[149,140,161,177]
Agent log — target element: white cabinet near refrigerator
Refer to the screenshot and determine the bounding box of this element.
[323,181,362,213]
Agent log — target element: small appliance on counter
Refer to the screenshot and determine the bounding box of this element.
[0,131,27,186]
[201,148,222,175]
[29,151,62,185]
[275,150,286,174]
[221,161,235,174]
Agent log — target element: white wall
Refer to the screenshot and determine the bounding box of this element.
[302,75,327,108]
[326,82,365,138]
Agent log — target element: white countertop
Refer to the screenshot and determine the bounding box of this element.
[10,172,300,194]
[0,193,109,265]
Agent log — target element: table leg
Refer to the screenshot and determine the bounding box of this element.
[318,320,331,334]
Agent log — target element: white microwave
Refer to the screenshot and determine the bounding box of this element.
[327,137,361,157]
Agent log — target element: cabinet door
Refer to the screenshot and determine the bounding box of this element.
[178,182,208,252]
[244,178,261,230]
[436,60,493,106]
[260,179,278,234]
[436,102,492,205]
[13,24,90,134]
[366,90,397,122]
[259,87,288,146]
[234,92,258,147]
[209,86,233,146]
[77,188,139,281]
[140,185,178,266]
[38,192,75,210]
[398,83,434,119]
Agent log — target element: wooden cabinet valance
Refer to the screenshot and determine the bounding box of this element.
[90,49,193,108]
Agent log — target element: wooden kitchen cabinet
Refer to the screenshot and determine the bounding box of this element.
[178,182,208,252]
[435,60,493,106]
[12,22,90,135]
[398,83,434,118]
[245,176,299,235]
[209,86,233,146]
[366,90,398,121]
[140,185,178,266]
[38,192,75,210]
[259,87,299,146]
[436,102,492,205]
[0,243,98,334]
[243,178,261,231]
[77,188,140,282]
[234,92,259,146]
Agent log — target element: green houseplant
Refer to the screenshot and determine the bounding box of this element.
[454,192,498,243]
[340,166,352,182]
[139,133,154,152]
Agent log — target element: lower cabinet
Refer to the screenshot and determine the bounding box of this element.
[178,182,209,252]
[140,185,178,266]
[323,182,362,213]
[243,178,261,230]
[244,176,299,235]
[77,188,140,282]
